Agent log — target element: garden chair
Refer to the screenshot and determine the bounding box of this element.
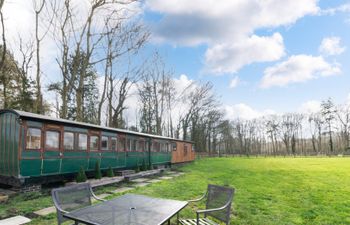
[179,184,235,225]
[51,183,105,225]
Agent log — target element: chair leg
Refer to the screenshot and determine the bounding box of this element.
[177,213,179,225]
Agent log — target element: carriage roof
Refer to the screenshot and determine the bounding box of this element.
[0,109,193,144]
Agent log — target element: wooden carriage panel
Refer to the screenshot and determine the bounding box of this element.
[171,141,195,163]
[171,141,184,163]
[189,143,195,161]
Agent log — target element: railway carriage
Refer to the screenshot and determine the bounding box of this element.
[0,109,194,187]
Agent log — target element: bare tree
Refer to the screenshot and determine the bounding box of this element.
[138,54,173,135]
[321,98,336,154]
[33,0,46,113]
[48,0,148,122]
[177,82,217,140]
[279,113,303,156]
[266,115,279,156]
[336,104,350,152]
[0,0,5,67]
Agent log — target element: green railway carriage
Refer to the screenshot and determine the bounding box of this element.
[0,109,193,187]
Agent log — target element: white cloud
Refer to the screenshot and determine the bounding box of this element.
[173,74,194,92]
[224,103,275,120]
[147,0,319,74]
[298,100,321,114]
[229,76,240,89]
[320,3,350,15]
[260,55,341,88]
[147,0,319,45]
[319,37,346,56]
[205,33,285,74]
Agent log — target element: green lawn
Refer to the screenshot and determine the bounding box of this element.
[3,157,350,224]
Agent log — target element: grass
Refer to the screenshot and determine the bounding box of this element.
[2,157,350,224]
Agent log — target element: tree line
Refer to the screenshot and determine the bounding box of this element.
[213,99,350,156]
[0,1,349,156]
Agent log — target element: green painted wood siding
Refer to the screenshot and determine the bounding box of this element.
[0,112,20,177]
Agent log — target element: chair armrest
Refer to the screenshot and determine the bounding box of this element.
[90,187,107,202]
[92,194,106,202]
[52,200,69,214]
[188,191,208,203]
[196,199,232,214]
[56,206,69,214]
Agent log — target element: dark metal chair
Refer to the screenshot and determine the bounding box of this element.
[179,184,235,225]
[51,183,105,225]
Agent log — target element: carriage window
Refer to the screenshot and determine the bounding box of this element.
[128,139,137,151]
[172,143,177,151]
[78,133,87,150]
[64,132,74,150]
[138,140,145,152]
[111,137,117,151]
[46,131,60,149]
[168,143,172,152]
[192,145,195,152]
[161,143,167,152]
[26,128,41,149]
[90,135,99,151]
[133,140,137,151]
[126,139,131,151]
[153,142,160,152]
[101,136,108,151]
[118,138,125,151]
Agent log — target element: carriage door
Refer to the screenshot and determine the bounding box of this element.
[100,134,114,169]
[137,138,146,167]
[125,135,138,168]
[42,124,61,175]
[88,130,101,170]
[116,134,126,168]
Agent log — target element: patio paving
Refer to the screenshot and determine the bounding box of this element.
[132,182,150,188]
[158,176,173,180]
[166,171,177,175]
[147,179,162,183]
[0,216,31,225]
[132,178,149,183]
[33,206,56,216]
[109,187,134,194]
[65,176,124,188]
[169,173,182,177]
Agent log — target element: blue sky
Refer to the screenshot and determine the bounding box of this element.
[141,0,350,119]
[2,0,350,120]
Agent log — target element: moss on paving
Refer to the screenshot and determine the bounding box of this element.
[2,157,350,224]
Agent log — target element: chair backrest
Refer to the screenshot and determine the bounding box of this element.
[52,183,92,212]
[205,184,235,224]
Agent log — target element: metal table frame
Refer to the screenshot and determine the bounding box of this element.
[63,194,188,225]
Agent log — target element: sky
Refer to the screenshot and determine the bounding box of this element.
[141,0,350,120]
[2,0,350,121]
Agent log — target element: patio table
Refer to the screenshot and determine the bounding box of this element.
[63,193,188,225]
